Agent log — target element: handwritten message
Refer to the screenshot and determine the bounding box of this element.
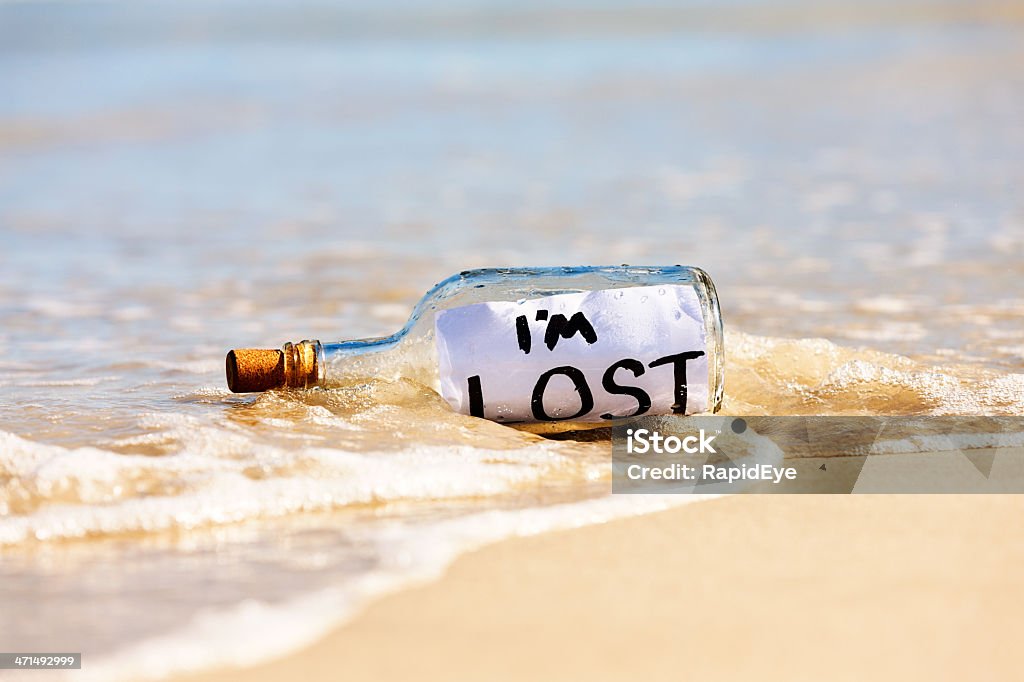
[435,285,708,423]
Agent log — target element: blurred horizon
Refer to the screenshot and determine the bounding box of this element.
[1,0,1022,361]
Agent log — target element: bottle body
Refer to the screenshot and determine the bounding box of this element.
[313,265,723,422]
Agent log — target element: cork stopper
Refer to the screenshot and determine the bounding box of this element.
[226,349,285,393]
[225,341,320,393]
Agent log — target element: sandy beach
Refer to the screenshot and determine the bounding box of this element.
[182,494,1024,682]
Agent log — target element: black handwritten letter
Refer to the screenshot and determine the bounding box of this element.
[543,312,598,351]
[467,375,485,418]
[648,351,705,414]
[515,315,531,354]
[531,366,594,421]
[599,358,652,420]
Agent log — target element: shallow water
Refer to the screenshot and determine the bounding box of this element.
[1,0,1023,678]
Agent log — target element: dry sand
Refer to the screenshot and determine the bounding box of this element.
[183,495,1024,682]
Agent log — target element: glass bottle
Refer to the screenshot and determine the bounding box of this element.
[226,265,724,423]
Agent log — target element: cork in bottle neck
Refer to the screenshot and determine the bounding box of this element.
[225,340,321,393]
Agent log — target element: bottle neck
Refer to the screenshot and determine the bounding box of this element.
[319,335,402,384]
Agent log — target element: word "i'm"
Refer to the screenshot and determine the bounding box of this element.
[515,310,598,354]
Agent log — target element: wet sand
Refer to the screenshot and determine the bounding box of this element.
[182,494,1024,682]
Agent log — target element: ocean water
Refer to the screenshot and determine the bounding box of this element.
[1,0,1023,678]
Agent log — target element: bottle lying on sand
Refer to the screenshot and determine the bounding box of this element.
[226,266,723,423]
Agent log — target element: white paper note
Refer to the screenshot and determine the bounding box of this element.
[435,285,709,422]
